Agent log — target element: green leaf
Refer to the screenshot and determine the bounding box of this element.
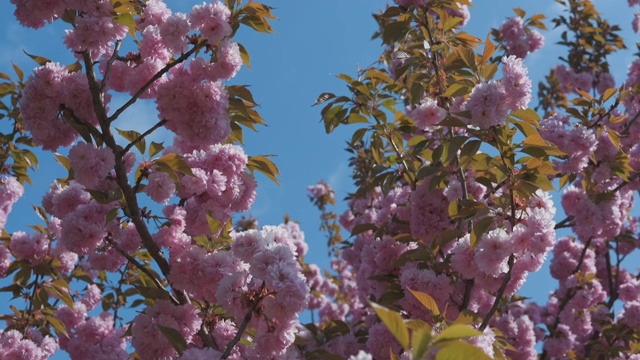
[46,315,69,337]
[434,324,482,343]
[412,325,433,360]
[23,50,51,66]
[157,325,187,356]
[381,20,411,45]
[12,63,23,82]
[313,92,336,107]
[115,12,137,38]
[45,280,75,309]
[155,153,194,176]
[435,340,491,360]
[510,108,541,126]
[237,42,251,69]
[105,208,119,224]
[116,128,145,154]
[351,127,369,146]
[370,302,410,349]
[407,288,440,316]
[481,34,495,64]
[247,155,280,184]
[149,142,164,158]
[351,223,377,237]
[347,113,369,124]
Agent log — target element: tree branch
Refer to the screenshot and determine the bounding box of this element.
[105,236,179,305]
[479,254,515,331]
[119,119,168,157]
[107,42,205,124]
[100,40,122,93]
[221,283,266,359]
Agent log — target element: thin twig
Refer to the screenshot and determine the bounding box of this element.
[554,215,574,230]
[120,119,167,156]
[479,254,515,331]
[105,237,179,305]
[100,40,122,93]
[82,50,186,306]
[107,42,205,124]
[458,279,474,312]
[221,283,266,359]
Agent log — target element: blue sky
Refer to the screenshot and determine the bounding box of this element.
[1,0,639,354]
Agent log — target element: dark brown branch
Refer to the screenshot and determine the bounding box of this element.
[100,40,122,93]
[479,254,515,331]
[105,236,179,305]
[458,279,474,312]
[221,283,266,359]
[120,119,168,156]
[81,51,186,305]
[107,42,205,124]
[554,215,574,230]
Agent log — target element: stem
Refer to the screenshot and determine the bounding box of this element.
[554,215,574,230]
[107,42,205,124]
[101,40,122,93]
[120,119,168,157]
[385,128,416,187]
[423,23,445,97]
[540,237,593,360]
[459,279,474,312]
[105,236,179,305]
[26,274,40,318]
[81,51,186,305]
[221,284,266,359]
[479,254,515,331]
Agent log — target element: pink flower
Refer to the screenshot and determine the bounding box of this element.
[140,26,172,62]
[526,30,545,53]
[145,171,176,204]
[160,13,191,54]
[68,143,115,190]
[61,312,129,360]
[132,301,202,360]
[212,39,243,80]
[156,65,231,147]
[19,63,79,151]
[501,55,532,110]
[0,246,12,277]
[9,231,50,265]
[499,17,544,58]
[0,329,59,360]
[180,348,223,360]
[9,0,66,29]
[409,180,453,244]
[475,228,512,276]
[137,0,172,30]
[64,15,128,60]
[463,81,509,129]
[634,13,640,33]
[619,301,640,329]
[596,72,615,95]
[410,97,447,130]
[189,1,232,45]
[0,176,24,230]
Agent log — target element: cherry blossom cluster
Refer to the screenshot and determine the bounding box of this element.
[0,329,58,360]
[18,63,102,151]
[410,55,533,131]
[0,176,24,232]
[461,55,532,129]
[174,143,257,236]
[498,16,544,59]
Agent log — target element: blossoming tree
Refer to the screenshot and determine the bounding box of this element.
[1,0,640,359]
